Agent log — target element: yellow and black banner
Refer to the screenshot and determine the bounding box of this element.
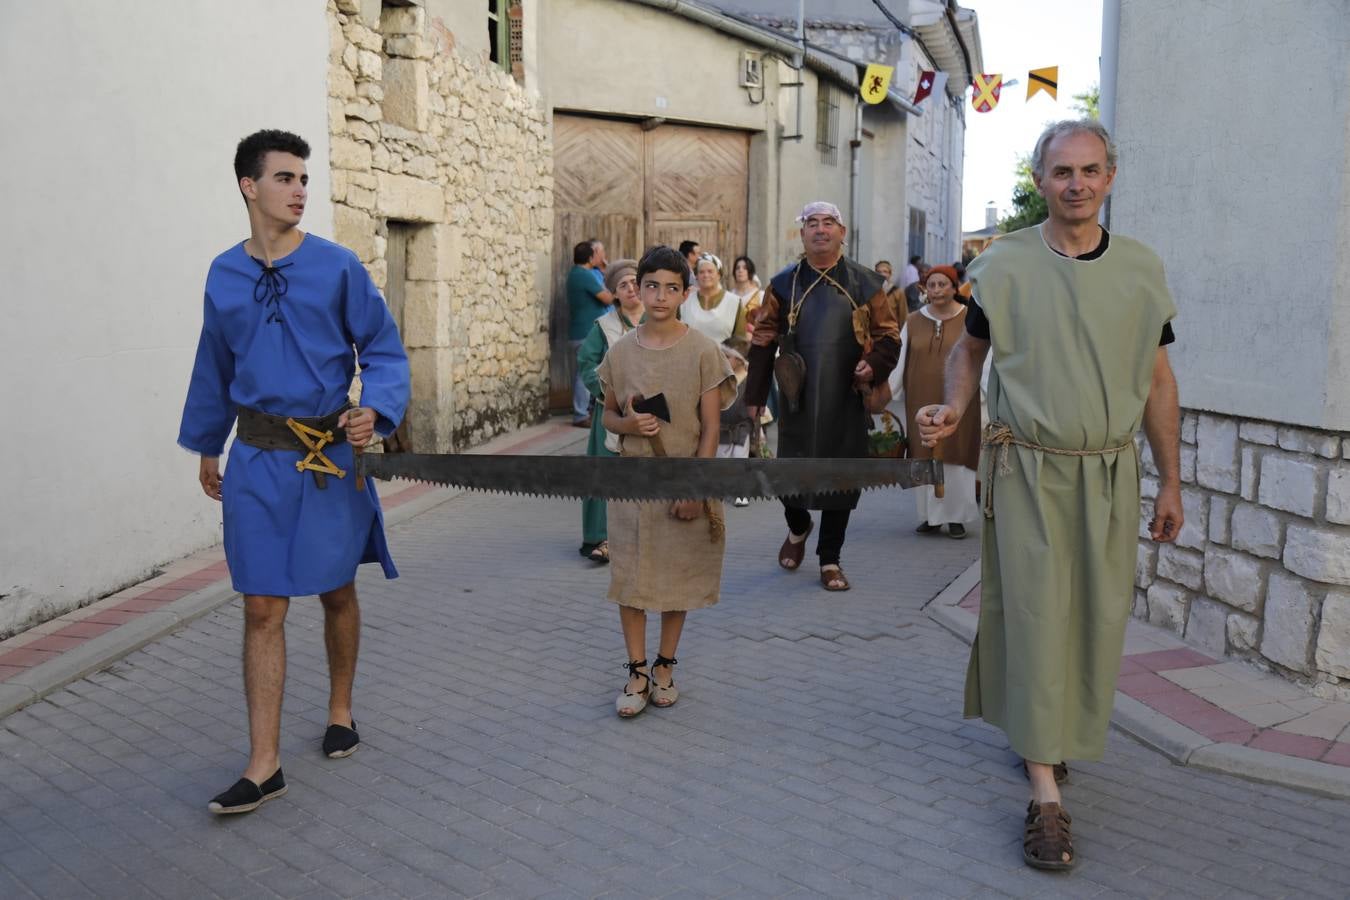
[1028,66,1058,101]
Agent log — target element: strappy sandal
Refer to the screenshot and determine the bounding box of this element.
[1022,760,1069,784]
[778,521,813,570]
[650,655,679,708]
[820,565,850,592]
[1023,800,1075,871]
[589,540,610,564]
[615,659,650,718]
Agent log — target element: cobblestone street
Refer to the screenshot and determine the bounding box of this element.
[3,456,1348,899]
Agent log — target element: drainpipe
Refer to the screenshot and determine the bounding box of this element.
[795,0,805,141]
[1099,0,1120,228]
[849,101,863,258]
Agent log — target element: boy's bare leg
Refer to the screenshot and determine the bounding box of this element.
[318,582,360,727]
[619,605,649,690]
[654,611,687,687]
[242,594,289,784]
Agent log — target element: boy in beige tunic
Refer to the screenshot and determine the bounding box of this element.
[599,246,736,718]
[917,120,1184,871]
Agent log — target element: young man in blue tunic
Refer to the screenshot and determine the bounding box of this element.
[179,130,409,814]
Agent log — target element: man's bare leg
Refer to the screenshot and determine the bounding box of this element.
[1027,761,1062,804]
[619,605,648,691]
[319,582,360,727]
[242,594,289,784]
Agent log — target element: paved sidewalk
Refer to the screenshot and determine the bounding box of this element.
[929,579,1350,798]
[2,422,1348,897]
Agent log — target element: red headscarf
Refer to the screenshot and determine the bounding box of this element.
[924,265,960,289]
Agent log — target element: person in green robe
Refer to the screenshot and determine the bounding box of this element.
[916,120,1184,872]
[575,259,642,563]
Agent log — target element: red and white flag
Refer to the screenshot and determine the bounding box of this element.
[913,70,948,106]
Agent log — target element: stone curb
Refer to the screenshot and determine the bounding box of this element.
[922,560,1350,801]
[1187,742,1350,800]
[0,419,590,722]
[0,478,469,722]
[0,585,235,720]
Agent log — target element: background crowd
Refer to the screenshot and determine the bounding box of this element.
[565,238,980,565]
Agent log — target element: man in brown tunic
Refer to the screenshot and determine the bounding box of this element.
[745,202,900,591]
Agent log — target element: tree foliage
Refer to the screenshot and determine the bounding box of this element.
[998,84,1100,232]
[1073,85,1100,119]
[998,155,1047,233]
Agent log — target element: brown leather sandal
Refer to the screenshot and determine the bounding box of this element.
[1021,760,1069,784]
[1023,800,1075,871]
[819,565,850,591]
[778,520,813,570]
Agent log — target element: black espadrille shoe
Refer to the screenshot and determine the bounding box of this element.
[207,768,286,815]
[322,720,359,759]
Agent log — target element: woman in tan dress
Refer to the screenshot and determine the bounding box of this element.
[599,246,736,718]
[895,265,981,537]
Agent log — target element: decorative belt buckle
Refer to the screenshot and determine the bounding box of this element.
[286,418,346,488]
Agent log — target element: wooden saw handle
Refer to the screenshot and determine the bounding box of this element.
[933,441,945,498]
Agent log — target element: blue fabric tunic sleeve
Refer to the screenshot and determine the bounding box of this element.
[344,257,410,436]
[178,290,236,456]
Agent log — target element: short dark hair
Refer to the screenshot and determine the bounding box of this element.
[733,255,756,279]
[234,129,310,183]
[637,245,691,289]
[678,240,700,257]
[572,240,598,265]
[908,254,922,265]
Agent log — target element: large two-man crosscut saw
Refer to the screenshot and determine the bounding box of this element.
[355,453,942,501]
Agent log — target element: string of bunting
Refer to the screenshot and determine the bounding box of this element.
[858,64,1062,114]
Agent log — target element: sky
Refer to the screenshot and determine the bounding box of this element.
[959,0,1104,231]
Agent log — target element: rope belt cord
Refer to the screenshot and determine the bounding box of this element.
[981,422,1135,519]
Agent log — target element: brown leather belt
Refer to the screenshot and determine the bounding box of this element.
[236,404,351,489]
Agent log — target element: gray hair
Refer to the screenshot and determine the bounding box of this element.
[1031,119,1118,177]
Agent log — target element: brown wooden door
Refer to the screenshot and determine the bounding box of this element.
[550,117,643,409]
[646,125,749,266]
[550,114,750,410]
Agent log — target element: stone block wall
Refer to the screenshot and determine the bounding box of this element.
[327,0,552,451]
[1135,409,1350,697]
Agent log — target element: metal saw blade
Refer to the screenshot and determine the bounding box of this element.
[359,454,942,501]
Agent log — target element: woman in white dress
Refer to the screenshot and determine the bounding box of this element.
[680,253,747,346]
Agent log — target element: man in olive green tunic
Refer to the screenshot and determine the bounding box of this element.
[916,120,1184,871]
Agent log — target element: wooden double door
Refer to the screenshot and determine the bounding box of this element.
[549,114,750,408]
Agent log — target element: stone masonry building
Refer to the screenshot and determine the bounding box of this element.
[328,0,552,451]
[1111,0,1350,696]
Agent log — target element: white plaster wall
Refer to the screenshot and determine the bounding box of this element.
[539,0,772,132]
[1112,0,1349,430]
[773,74,856,273]
[859,108,910,269]
[0,1,333,634]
